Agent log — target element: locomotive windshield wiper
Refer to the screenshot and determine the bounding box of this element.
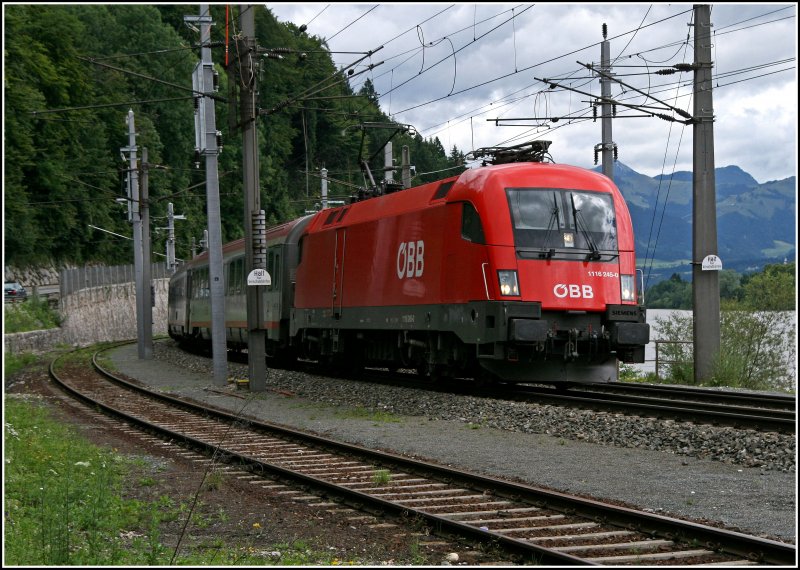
[539,192,560,259]
[570,194,602,261]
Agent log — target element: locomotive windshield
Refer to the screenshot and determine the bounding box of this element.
[506,188,617,257]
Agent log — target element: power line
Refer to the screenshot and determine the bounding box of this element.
[326,4,379,42]
[30,96,193,116]
[370,4,790,155]
[377,5,536,111]
[77,56,227,102]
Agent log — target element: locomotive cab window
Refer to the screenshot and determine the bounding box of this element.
[506,188,617,255]
[461,202,485,244]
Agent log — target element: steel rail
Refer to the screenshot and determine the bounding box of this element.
[575,382,795,408]
[56,344,796,566]
[508,385,796,433]
[178,339,796,431]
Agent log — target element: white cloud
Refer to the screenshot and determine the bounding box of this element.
[268,3,797,183]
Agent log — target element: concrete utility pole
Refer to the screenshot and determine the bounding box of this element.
[187,4,227,386]
[402,146,411,188]
[691,4,721,382]
[166,202,186,274]
[598,23,615,180]
[321,167,328,210]
[384,141,394,184]
[240,5,268,392]
[140,147,154,358]
[122,110,150,359]
[166,203,176,273]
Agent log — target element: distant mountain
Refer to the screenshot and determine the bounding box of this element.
[594,163,796,284]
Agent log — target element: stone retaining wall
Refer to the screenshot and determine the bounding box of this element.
[4,279,169,354]
[3,328,65,355]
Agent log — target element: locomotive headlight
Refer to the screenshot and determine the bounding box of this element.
[498,270,520,296]
[620,274,635,302]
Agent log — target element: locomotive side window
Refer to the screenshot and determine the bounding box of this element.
[433,180,455,200]
[323,209,341,225]
[461,203,485,244]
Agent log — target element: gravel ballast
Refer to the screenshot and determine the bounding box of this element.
[109,341,797,543]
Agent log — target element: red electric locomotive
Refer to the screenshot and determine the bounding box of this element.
[169,142,649,385]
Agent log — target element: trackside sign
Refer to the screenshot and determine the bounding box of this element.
[247,269,271,286]
[701,255,723,271]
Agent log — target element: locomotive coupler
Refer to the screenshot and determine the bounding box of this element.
[564,328,580,361]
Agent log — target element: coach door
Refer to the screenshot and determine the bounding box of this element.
[184,270,193,335]
[332,228,346,319]
[265,246,281,339]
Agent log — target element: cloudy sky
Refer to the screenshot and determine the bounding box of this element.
[267,3,797,184]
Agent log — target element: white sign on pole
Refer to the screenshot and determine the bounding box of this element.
[701,255,723,271]
[247,268,271,286]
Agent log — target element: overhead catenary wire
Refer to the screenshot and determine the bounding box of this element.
[313,3,789,161]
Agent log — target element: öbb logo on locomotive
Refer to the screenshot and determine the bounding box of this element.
[168,148,650,386]
[553,284,594,299]
[396,240,425,279]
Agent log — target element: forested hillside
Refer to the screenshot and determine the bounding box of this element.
[4,5,465,268]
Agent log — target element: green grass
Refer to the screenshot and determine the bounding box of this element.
[372,469,392,486]
[2,396,385,565]
[761,240,794,258]
[4,296,62,333]
[334,406,402,423]
[4,396,140,565]
[4,351,39,376]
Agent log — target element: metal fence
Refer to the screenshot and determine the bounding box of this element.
[60,262,169,297]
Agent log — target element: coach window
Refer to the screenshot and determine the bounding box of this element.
[236,258,244,294]
[267,248,281,290]
[201,268,210,297]
[461,202,485,244]
[228,257,243,295]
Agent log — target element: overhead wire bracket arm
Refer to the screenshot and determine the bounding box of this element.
[534,77,684,122]
[578,61,693,121]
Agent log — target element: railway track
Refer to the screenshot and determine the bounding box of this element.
[508,383,796,433]
[48,344,796,566]
[180,341,796,433]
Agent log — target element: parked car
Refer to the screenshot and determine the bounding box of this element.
[4,282,28,302]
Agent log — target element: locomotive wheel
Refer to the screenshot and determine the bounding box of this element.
[416,363,445,382]
[473,367,502,389]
